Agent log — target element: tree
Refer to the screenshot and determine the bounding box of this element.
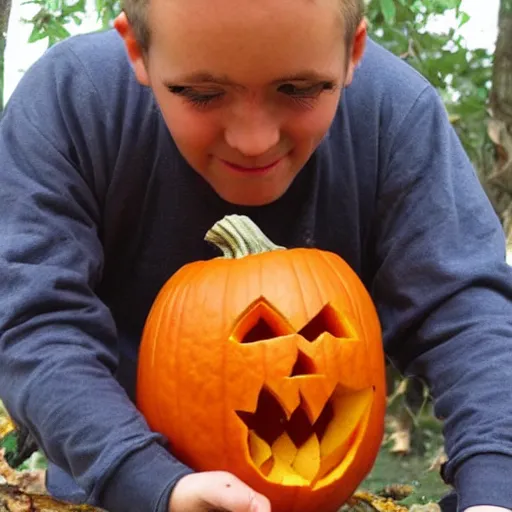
[487,0,512,244]
[0,0,11,113]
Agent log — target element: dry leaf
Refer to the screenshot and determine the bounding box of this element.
[387,416,412,455]
[428,447,448,473]
[409,503,441,512]
[345,490,409,512]
[0,450,46,495]
[0,484,104,512]
[378,484,415,501]
[0,405,16,440]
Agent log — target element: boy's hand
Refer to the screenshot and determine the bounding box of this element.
[169,471,271,512]
[465,507,511,512]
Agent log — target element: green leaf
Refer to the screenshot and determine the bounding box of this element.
[458,11,470,28]
[48,20,70,40]
[27,24,47,43]
[379,0,396,24]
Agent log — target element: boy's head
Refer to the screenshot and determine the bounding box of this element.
[115,0,367,206]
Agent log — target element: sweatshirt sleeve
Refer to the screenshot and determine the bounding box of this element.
[372,85,512,510]
[0,41,192,511]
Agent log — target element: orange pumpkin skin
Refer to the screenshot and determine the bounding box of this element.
[137,221,387,512]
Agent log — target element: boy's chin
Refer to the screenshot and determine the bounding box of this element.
[213,185,290,207]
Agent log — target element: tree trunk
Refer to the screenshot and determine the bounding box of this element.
[0,0,12,113]
[487,0,512,247]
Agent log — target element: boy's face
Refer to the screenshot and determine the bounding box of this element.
[117,0,366,206]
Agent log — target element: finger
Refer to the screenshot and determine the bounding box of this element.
[248,491,272,512]
[204,490,270,512]
[202,473,271,512]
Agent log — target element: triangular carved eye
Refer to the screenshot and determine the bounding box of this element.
[242,318,277,344]
[231,297,295,344]
[298,303,353,341]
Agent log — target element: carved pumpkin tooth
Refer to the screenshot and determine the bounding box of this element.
[296,375,337,424]
[317,394,374,486]
[317,387,374,480]
[320,388,373,455]
[271,431,297,467]
[293,433,321,481]
[260,457,274,476]
[264,378,301,419]
[248,430,273,468]
[268,453,307,486]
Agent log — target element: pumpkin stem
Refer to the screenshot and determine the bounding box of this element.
[205,214,285,259]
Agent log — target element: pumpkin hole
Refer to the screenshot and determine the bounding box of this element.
[237,387,287,446]
[288,396,334,447]
[236,386,334,449]
[233,298,294,343]
[290,350,316,377]
[242,318,278,343]
[298,303,351,341]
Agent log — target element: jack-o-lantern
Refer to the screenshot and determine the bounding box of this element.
[137,215,387,512]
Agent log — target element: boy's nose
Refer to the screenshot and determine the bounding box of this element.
[224,111,280,157]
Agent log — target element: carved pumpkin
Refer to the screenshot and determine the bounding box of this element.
[137,215,387,512]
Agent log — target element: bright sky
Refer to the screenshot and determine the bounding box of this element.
[2,0,501,106]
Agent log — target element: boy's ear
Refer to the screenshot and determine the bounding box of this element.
[114,12,150,86]
[344,18,367,86]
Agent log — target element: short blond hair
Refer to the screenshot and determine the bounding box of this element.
[339,0,366,44]
[122,0,365,53]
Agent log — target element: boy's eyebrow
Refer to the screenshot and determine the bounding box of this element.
[167,72,236,86]
[164,70,335,86]
[272,71,336,83]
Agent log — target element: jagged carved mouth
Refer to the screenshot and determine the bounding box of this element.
[236,384,372,486]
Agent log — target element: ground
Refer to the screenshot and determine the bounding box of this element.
[361,411,451,506]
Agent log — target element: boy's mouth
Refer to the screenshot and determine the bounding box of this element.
[218,154,288,174]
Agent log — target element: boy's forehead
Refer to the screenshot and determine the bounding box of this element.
[147,0,343,39]
[151,0,341,13]
[146,0,346,80]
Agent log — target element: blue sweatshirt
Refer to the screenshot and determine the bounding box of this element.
[1,28,512,512]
